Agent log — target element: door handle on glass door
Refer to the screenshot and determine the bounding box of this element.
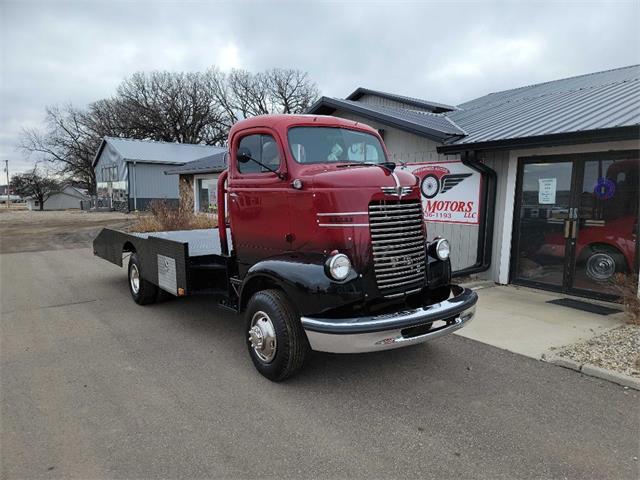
[564,219,571,238]
[571,220,578,239]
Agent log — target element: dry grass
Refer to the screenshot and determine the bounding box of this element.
[129,200,217,233]
[612,273,640,325]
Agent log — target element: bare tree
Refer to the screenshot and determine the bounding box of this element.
[19,66,320,194]
[265,68,320,113]
[20,104,99,194]
[210,67,320,121]
[11,165,61,211]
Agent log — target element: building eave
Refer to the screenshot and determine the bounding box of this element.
[437,125,640,154]
[308,97,463,143]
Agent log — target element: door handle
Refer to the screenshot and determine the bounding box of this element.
[571,220,578,239]
[564,219,571,238]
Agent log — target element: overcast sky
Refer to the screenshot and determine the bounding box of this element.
[1,0,639,174]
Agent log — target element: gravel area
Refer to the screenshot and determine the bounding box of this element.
[556,324,640,378]
[0,209,134,253]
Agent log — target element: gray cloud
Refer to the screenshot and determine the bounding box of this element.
[1,0,639,174]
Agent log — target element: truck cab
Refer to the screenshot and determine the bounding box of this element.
[94,114,478,381]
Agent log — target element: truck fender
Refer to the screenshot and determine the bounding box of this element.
[238,254,363,316]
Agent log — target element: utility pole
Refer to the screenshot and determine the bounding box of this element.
[4,160,8,208]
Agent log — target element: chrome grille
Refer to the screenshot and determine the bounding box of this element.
[369,201,426,298]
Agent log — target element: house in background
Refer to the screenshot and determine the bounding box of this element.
[165,151,227,213]
[93,137,226,211]
[25,185,89,210]
[309,65,640,301]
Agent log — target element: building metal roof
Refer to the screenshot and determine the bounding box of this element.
[92,137,226,167]
[445,64,640,148]
[307,97,466,142]
[346,87,457,113]
[165,151,228,175]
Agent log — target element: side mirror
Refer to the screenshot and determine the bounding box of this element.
[237,152,252,164]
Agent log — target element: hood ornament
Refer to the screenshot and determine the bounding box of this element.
[381,171,412,198]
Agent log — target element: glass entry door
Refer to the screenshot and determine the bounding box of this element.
[512,160,574,290]
[570,156,639,296]
[511,152,639,300]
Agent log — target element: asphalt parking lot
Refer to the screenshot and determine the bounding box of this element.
[1,219,638,479]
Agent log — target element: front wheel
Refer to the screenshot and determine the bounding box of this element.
[245,289,308,381]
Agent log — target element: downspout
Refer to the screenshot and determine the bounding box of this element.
[132,161,137,211]
[452,150,497,277]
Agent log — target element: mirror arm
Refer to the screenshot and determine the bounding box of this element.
[242,156,285,179]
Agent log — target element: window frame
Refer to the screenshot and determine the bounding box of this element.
[234,132,284,176]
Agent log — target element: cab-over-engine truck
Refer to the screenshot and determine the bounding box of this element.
[93,115,478,381]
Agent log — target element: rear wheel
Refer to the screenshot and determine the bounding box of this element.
[128,253,158,305]
[245,289,308,381]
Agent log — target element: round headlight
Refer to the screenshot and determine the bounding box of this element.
[435,238,450,260]
[327,253,351,280]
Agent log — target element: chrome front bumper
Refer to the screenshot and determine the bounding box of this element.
[301,286,478,353]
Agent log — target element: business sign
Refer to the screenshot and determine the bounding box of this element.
[400,161,481,224]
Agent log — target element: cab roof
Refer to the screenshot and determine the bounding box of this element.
[229,114,380,139]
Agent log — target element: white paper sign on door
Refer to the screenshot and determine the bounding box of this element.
[538,178,557,204]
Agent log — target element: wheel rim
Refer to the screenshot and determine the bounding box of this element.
[585,252,616,281]
[130,263,140,294]
[248,310,277,363]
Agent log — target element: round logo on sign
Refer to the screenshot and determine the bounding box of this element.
[593,177,616,200]
[421,174,440,199]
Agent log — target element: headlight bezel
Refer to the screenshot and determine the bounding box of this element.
[429,237,451,261]
[325,253,351,281]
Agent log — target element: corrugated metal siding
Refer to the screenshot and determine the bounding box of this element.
[358,94,435,113]
[130,162,180,199]
[348,89,456,112]
[449,65,640,145]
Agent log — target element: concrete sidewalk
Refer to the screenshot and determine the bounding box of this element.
[455,284,626,359]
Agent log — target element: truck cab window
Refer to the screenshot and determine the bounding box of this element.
[288,127,386,164]
[237,134,281,174]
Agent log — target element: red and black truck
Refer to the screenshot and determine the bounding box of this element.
[93,115,478,380]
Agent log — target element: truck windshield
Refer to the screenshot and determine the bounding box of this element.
[288,127,387,164]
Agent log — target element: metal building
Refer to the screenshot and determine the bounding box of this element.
[309,65,640,301]
[93,137,226,211]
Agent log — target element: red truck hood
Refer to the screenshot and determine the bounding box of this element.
[296,164,417,189]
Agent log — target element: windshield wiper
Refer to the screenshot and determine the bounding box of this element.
[337,161,396,172]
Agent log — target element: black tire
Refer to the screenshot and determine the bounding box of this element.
[583,245,627,282]
[245,289,308,381]
[421,174,440,199]
[128,253,158,305]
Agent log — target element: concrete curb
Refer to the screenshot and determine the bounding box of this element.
[544,354,640,391]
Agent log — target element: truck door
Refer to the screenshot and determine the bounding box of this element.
[227,129,291,275]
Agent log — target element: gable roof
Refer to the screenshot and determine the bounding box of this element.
[346,87,457,113]
[444,64,640,149]
[307,97,466,142]
[24,184,89,200]
[165,151,228,175]
[93,137,226,167]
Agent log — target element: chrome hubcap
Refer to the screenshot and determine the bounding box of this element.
[248,311,277,363]
[130,264,140,294]
[586,253,616,281]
